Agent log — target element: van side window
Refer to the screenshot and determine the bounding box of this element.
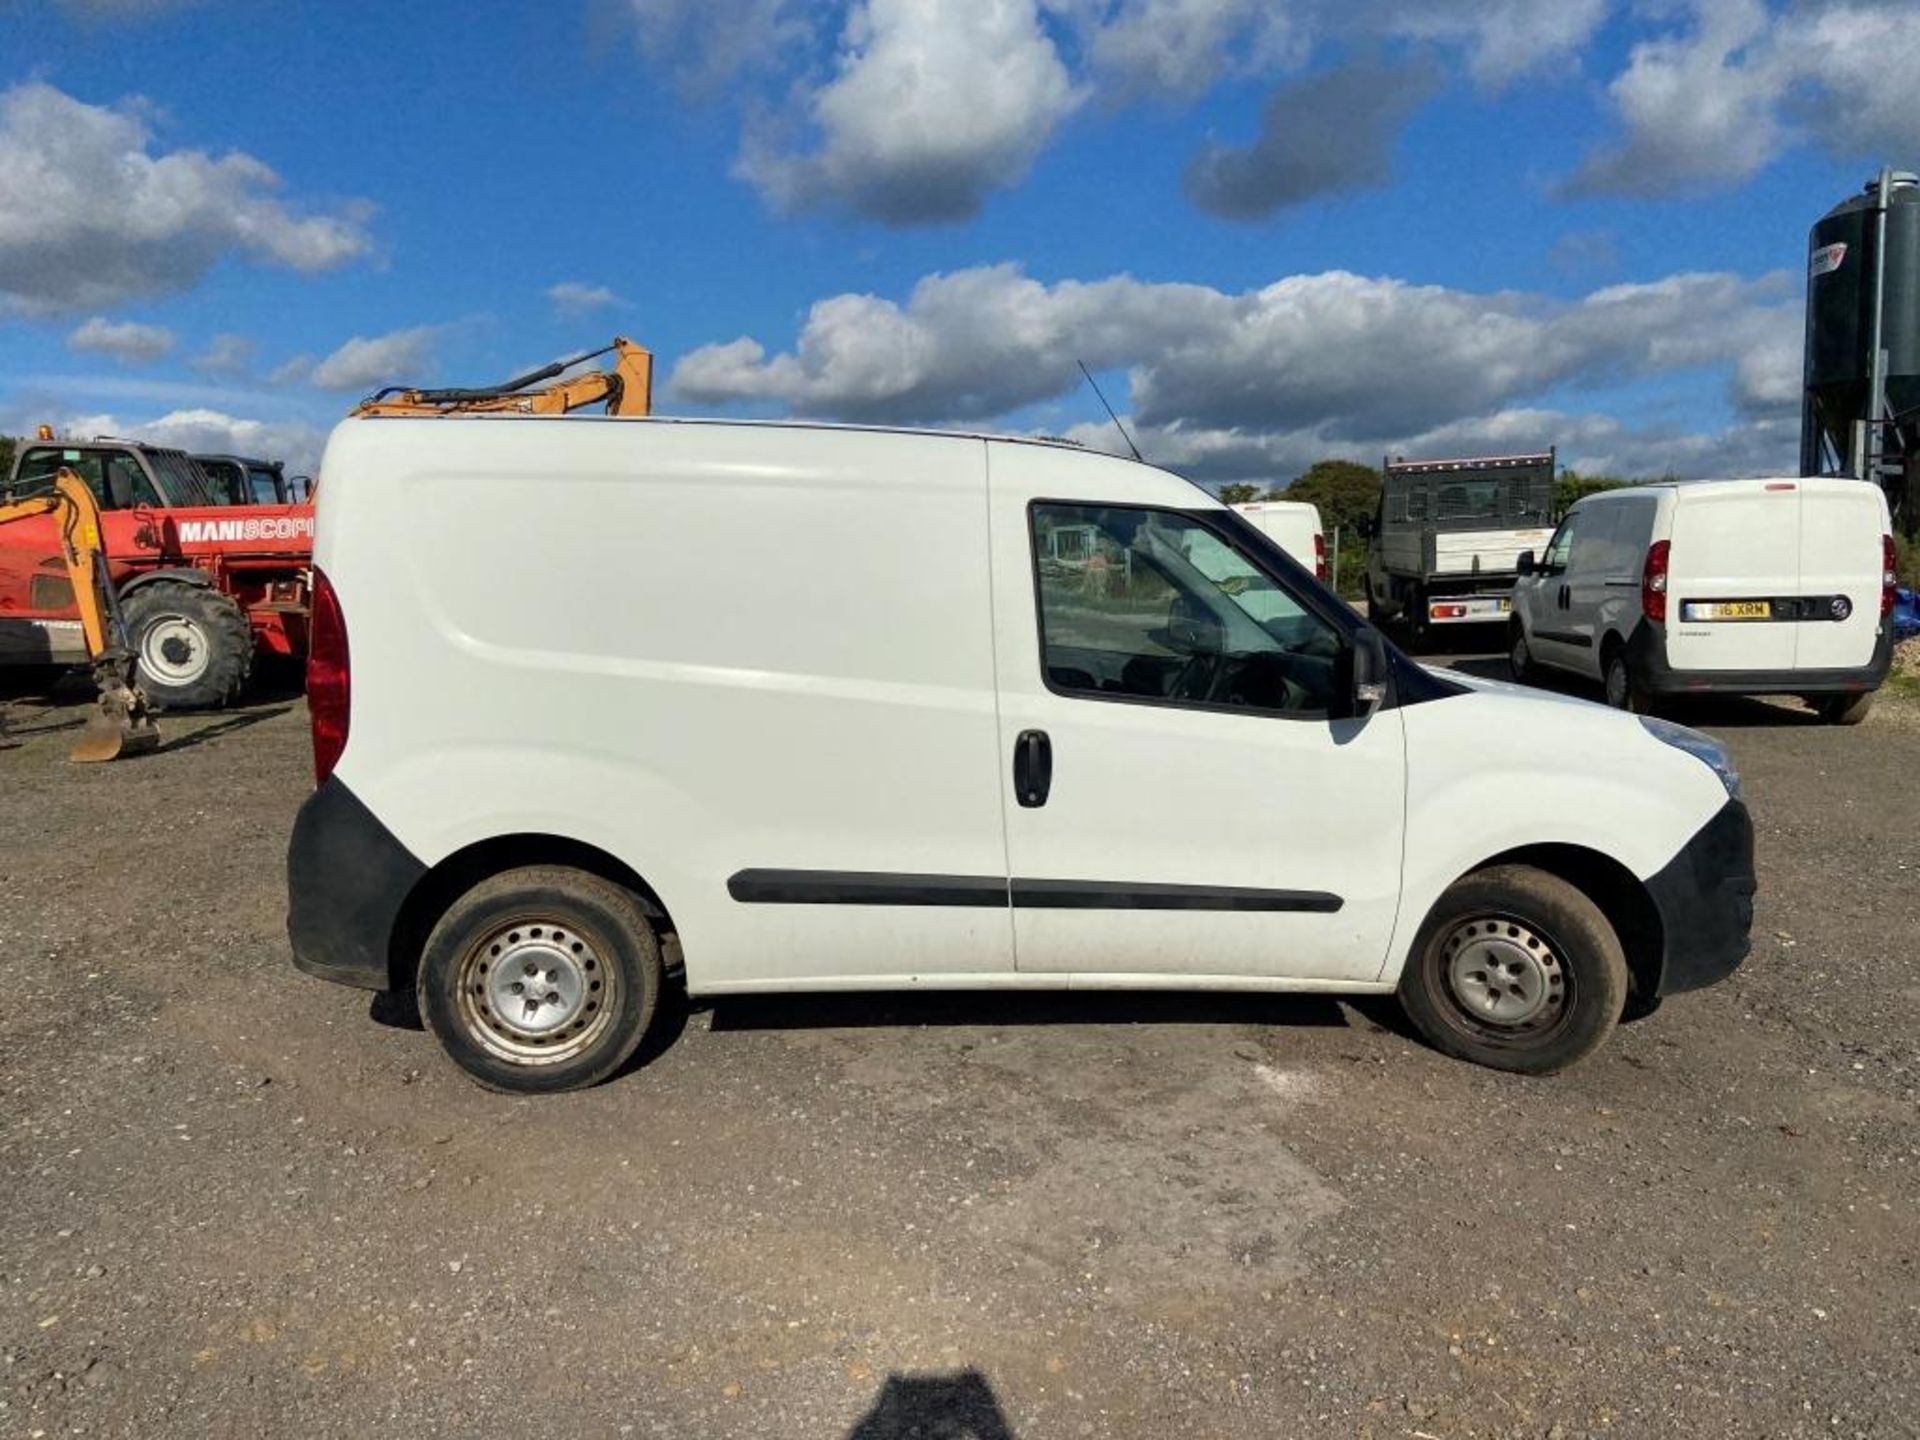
[1031,503,1344,717]
[1541,513,1580,573]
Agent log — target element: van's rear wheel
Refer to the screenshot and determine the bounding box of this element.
[418,866,661,1093]
[1602,645,1649,714]
[1813,691,1873,726]
[1397,865,1628,1075]
[1508,623,1534,683]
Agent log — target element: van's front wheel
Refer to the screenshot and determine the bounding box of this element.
[418,866,662,1093]
[1397,866,1627,1075]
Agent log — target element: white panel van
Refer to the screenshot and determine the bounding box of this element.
[1231,500,1325,579]
[289,418,1754,1092]
[1510,479,1895,722]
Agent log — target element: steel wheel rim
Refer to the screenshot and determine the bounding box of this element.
[1436,914,1569,1038]
[138,613,211,684]
[454,916,619,1066]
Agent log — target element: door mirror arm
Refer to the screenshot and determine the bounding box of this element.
[1351,625,1389,718]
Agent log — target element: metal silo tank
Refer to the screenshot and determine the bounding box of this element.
[1800,169,1920,527]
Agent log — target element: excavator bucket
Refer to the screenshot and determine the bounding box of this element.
[69,680,160,764]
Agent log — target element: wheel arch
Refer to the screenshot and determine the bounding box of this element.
[387,832,681,993]
[118,566,214,598]
[1466,842,1663,1008]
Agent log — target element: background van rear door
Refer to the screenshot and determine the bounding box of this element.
[1665,485,1798,673]
[1795,481,1886,670]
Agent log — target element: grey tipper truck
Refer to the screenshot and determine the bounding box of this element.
[1365,451,1556,635]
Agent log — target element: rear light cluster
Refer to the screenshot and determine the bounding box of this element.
[1430,602,1470,620]
[1884,534,1899,620]
[1641,540,1671,624]
[307,567,350,785]
[1314,532,1328,582]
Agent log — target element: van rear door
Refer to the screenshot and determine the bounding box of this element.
[1664,484,1799,673]
[1794,479,1887,671]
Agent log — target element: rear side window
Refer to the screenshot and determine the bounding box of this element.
[1031,503,1344,717]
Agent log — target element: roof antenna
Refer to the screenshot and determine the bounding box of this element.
[1077,360,1143,463]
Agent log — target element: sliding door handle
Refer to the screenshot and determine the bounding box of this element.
[1013,729,1052,808]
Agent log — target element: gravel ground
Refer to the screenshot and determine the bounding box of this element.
[1,659,1916,1440]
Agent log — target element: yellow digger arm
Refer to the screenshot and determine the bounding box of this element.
[0,467,159,761]
[0,468,114,658]
[352,337,653,419]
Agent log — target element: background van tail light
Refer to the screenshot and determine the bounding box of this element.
[307,567,350,785]
[1314,532,1328,582]
[1642,540,1671,623]
[1884,534,1898,619]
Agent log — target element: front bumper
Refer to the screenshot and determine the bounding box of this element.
[1644,800,1755,997]
[1626,621,1893,698]
[287,777,426,992]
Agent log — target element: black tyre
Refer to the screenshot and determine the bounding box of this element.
[1507,622,1535,683]
[1601,644,1649,714]
[417,866,662,1093]
[1814,691,1873,726]
[122,580,252,710]
[1397,865,1628,1075]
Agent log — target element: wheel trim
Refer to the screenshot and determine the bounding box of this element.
[1510,633,1529,674]
[138,613,212,685]
[1433,914,1570,1042]
[454,916,620,1066]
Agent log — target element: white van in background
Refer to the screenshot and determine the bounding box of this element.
[1510,478,1895,723]
[290,417,1754,1093]
[1232,499,1325,580]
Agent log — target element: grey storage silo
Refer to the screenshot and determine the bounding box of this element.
[1800,170,1919,527]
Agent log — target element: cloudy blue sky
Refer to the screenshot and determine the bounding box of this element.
[0,0,1915,486]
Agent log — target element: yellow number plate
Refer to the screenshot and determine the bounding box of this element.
[1686,600,1771,621]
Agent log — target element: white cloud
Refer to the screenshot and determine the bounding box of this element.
[52,407,327,475]
[670,261,1802,481]
[1364,0,1610,87]
[1184,59,1441,218]
[737,0,1085,224]
[1573,0,1920,196]
[1062,0,1305,102]
[0,82,372,316]
[307,327,438,392]
[671,262,1798,438]
[616,0,817,94]
[65,315,175,363]
[192,333,255,376]
[546,281,627,317]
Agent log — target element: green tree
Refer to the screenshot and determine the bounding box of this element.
[1216,482,1263,505]
[1277,458,1382,538]
[1553,469,1628,518]
[0,433,15,485]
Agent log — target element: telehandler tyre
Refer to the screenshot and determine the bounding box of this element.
[123,580,252,710]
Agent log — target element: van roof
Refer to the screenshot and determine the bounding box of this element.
[1574,476,1877,502]
[343,410,1136,462]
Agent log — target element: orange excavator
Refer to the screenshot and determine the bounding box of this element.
[353,337,654,418]
[0,466,160,761]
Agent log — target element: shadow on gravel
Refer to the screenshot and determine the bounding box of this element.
[706,989,1349,1035]
[156,705,291,754]
[846,1370,1016,1440]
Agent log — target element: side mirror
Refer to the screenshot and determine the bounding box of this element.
[1352,625,1388,717]
[1167,594,1223,655]
[1516,550,1536,577]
